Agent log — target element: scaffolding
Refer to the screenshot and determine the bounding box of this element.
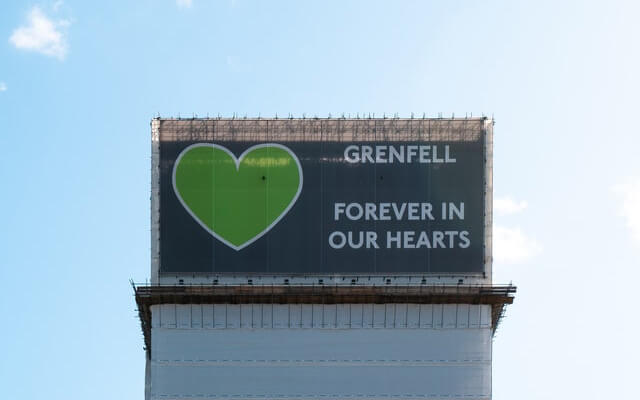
[151,117,494,282]
[155,117,488,143]
[133,283,515,354]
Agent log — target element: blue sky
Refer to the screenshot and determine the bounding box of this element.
[1,1,639,399]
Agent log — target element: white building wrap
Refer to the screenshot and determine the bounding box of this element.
[148,303,492,400]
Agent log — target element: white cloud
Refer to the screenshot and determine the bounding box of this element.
[495,196,528,215]
[177,0,193,8]
[0,82,6,92]
[9,6,70,60]
[613,179,640,245]
[494,225,541,264]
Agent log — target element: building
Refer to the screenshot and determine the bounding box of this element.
[135,117,515,400]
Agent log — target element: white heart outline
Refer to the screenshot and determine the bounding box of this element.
[171,143,304,251]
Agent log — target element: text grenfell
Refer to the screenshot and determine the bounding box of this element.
[344,145,456,164]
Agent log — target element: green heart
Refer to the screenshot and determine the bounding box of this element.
[172,143,303,250]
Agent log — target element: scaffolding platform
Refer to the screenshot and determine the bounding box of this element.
[134,284,516,353]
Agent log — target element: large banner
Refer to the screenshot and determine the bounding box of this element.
[157,119,488,274]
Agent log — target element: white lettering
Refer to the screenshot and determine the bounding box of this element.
[344,145,458,164]
[445,145,456,162]
[459,231,470,248]
[391,203,406,220]
[366,231,379,249]
[421,203,434,220]
[403,231,416,248]
[445,231,457,248]
[348,231,364,249]
[387,231,402,248]
[334,202,436,221]
[375,146,387,163]
[449,202,464,220]
[329,231,346,249]
[407,203,419,220]
[389,146,404,163]
[407,146,418,162]
[346,203,363,220]
[419,146,431,163]
[379,203,391,220]
[433,231,446,248]
[416,231,431,248]
[365,203,378,220]
[344,145,360,163]
[361,146,375,163]
[432,146,444,163]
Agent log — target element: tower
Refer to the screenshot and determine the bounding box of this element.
[135,117,515,400]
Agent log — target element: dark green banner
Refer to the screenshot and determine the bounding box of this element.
[159,135,486,274]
